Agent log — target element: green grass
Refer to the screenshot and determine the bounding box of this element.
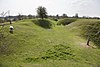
[57,18,77,25]
[0,19,100,67]
[32,19,52,29]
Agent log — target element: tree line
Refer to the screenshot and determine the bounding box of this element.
[0,6,100,23]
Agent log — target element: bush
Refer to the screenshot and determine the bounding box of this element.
[52,18,58,21]
[0,18,4,23]
[33,19,52,29]
[57,18,77,25]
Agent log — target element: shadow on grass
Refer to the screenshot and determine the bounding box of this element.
[32,19,52,29]
[57,18,77,26]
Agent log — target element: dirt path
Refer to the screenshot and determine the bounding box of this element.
[80,43,97,48]
[80,43,90,48]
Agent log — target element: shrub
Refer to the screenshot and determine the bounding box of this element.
[33,19,52,29]
[0,18,4,23]
[57,18,77,25]
[53,18,58,21]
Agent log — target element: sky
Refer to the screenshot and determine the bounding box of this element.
[0,0,100,17]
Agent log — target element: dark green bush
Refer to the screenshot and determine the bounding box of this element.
[0,19,4,23]
[52,18,58,21]
[32,19,52,29]
[57,18,77,25]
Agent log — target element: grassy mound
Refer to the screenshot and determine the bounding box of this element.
[81,21,100,47]
[32,19,52,29]
[57,18,77,25]
[69,19,100,47]
[0,19,100,67]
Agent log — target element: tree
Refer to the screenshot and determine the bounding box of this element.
[0,18,4,23]
[75,13,78,18]
[56,14,59,19]
[62,13,68,18]
[28,14,33,19]
[84,22,100,46]
[37,6,47,19]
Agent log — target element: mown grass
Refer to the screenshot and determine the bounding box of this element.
[0,19,100,67]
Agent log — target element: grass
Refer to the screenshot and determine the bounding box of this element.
[32,19,52,29]
[0,19,100,67]
[57,18,77,25]
[67,19,100,47]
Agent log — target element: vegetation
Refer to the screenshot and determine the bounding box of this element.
[67,19,100,47]
[74,13,78,18]
[32,19,52,29]
[0,19,100,67]
[62,13,68,18]
[0,18,4,23]
[37,6,48,19]
[57,18,77,25]
[25,44,74,62]
[83,21,100,46]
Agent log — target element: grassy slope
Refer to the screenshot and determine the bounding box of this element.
[0,19,100,67]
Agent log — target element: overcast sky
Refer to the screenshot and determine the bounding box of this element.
[0,0,100,17]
